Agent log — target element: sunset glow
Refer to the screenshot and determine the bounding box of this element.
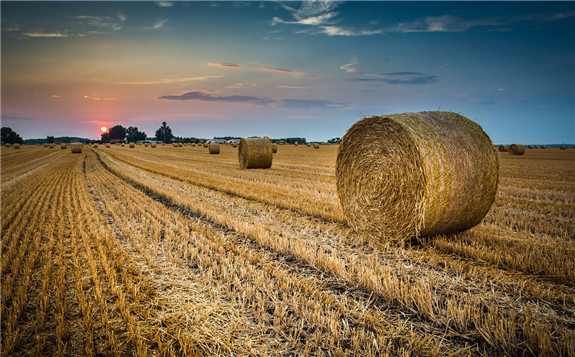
[101,126,108,133]
[1,1,574,144]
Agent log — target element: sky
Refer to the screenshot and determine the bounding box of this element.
[1,1,574,144]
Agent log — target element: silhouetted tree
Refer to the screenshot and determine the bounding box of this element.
[47,136,55,143]
[1,127,24,144]
[155,122,173,143]
[108,125,126,141]
[126,126,147,142]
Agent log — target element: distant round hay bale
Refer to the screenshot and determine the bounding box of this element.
[13,143,20,149]
[191,143,196,147]
[145,143,149,147]
[294,141,299,146]
[178,143,183,147]
[106,143,111,148]
[232,143,238,148]
[151,143,156,148]
[307,143,311,147]
[5,143,11,147]
[93,144,98,148]
[49,144,54,148]
[313,143,320,149]
[70,142,82,153]
[509,144,525,155]
[272,143,278,153]
[541,145,546,149]
[336,111,499,242]
[560,145,567,150]
[498,145,509,152]
[129,142,135,148]
[173,143,178,147]
[208,143,220,154]
[203,143,208,148]
[121,143,125,147]
[60,143,67,149]
[238,137,273,169]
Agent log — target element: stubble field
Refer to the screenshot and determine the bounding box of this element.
[1,143,574,356]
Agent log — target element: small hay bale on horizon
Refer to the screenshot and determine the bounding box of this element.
[498,145,509,152]
[313,143,320,149]
[560,145,567,150]
[208,143,220,154]
[106,143,111,148]
[509,144,525,155]
[129,142,135,148]
[71,142,82,153]
[13,143,20,149]
[272,143,278,153]
[238,137,273,169]
[5,143,11,147]
[60,143,67,149]
[151,143,156,148]
[336,111,499,244]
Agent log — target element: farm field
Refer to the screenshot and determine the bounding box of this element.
[1,143,574,356]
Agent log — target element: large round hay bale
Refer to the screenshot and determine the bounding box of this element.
[272,143,278,153]
[498,145,509,152]
[129,142,135,148]
[509,144,525,155]
[336,111,499,242]
[238,137,273,169]
[208,143,220,154]
[13,143,20,149]
[71,142,82,153]
[60,143,67,149]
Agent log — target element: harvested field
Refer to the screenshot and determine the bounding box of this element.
[2,144,574,356]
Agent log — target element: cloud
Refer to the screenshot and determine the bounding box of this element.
[22,32,74,38]
[280,99,346,109]
[158,90,346,109]
[157,91,274,105]
[276,85,310,89]
[273,1,383,37]
[226,82,256,89]
[145,19,169,30]
[263,68,293,73]
[84,94,117,101]
[74,15,123,32]
[340,55,358,73]
[155,1,173,7]
[351,72,438,85]
[115,75,221,85]
[1,115,36,121]
[207,62,241,68]
[477,97,499,105]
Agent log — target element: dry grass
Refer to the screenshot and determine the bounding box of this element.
[2,144,574,356]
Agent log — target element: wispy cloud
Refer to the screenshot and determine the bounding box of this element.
[1,115,37,121]
[145,19,169,30]
[207,61,316,78]
[276,85,310,89]
[22,32,75,38]
[74,15,124,32]
[207,62,241,68]
[155,1,173,7]
[226,82,256,89]
[115,75,221,85]
[280,99,347,109]
[340,55,358,73]
[272,1,383,37]
[351,72,438,85]
[84,94,117,101]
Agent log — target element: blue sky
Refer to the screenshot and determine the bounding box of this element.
[1,1,574,144]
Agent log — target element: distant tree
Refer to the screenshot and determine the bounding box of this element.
[126,126,147,142]
[47,136,55,143]
[108,125,126,141]
[1,127,24,144]
[328,137,341,144]
[100,132,110,142]
[155,122,173,143]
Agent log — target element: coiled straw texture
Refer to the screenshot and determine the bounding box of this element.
[336,111,499,243]
[238,137,273,169]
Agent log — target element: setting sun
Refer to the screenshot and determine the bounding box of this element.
[100,126,107,133]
